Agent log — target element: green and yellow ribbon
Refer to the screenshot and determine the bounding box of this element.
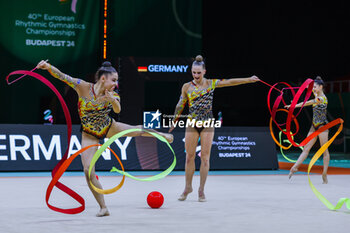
[88,128,176,194]
[307,120,350,210]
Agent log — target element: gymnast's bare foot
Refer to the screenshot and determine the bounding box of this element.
[178,187,193,201]
[322,173,328,184]
[198,190,206,202]
[288,167,298,179]
[96,208,110,217]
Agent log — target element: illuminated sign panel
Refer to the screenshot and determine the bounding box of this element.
[0,124,278,171]
[137,64,189,73]
[0,0,99,65]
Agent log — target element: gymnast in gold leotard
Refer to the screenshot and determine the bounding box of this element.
[37,60,173,217]
[170,55,259,202]
[285,76,330,184]
[78,82,120,139]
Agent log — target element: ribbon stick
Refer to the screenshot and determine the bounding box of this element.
[259,79,282,93]
[6,60,48,85]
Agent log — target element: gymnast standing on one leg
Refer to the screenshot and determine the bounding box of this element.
[37,60,173,216]
[169,55,259,202]
[285,76,330,184]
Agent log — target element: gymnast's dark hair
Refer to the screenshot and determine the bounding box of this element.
[95,61,117,82]
[192,55,205,69]
[314,76,324,86]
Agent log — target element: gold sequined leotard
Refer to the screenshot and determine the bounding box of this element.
[78,84,120,139]
[187,79,220,121]
[312,95,328,130]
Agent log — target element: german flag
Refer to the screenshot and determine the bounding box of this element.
[138,66,147,72]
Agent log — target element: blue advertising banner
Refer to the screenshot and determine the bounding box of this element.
[0,124,278,171]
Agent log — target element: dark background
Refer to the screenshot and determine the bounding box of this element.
[202,0,350,127]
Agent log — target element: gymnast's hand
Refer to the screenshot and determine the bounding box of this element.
[96,89,115,103]
[250,75,260,82]
[36,60,50,70]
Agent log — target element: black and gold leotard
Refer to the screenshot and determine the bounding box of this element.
[78,84,120,139]
[172,79,220,133]
[312,95,328,130]
[187,79,220,121]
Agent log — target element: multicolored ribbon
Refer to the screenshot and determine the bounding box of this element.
[6,70,81,214]
[6,69,177,214]
[47,144,125,212]
[278,129,302,163]
[88,128,176,194]
[261,79,349,210]
[306,120,350,210]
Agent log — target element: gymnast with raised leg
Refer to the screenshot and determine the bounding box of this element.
[169,55,259,202]
[285,76,329,184]
[37,60,173,216]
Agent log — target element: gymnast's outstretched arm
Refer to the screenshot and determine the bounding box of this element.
[285,99,316,109]
[36,60,86,91]
[216,75,260,88]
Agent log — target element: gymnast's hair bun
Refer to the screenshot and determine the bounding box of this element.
[97,61,116,75]
[102,61,112,67]
[195,55,204,62]
[315,76,323,81]
[314,76,325,86]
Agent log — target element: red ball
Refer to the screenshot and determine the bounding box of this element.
[147,191,164,208]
